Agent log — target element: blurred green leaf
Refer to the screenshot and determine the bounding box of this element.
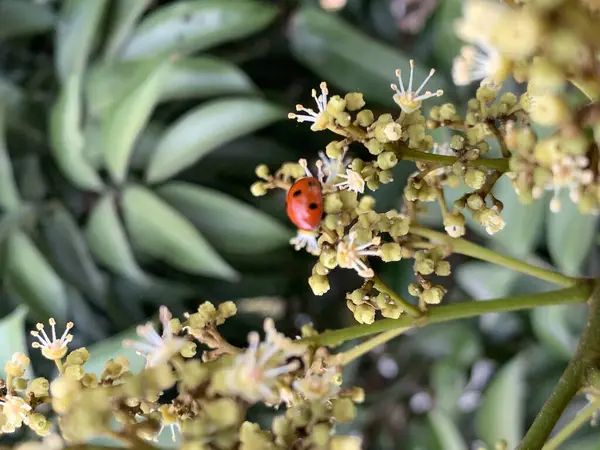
[430,0,463,72]
[122,185,238,280]
[86,57,255,118]
[431,361,467,415]
[486,176,547,258]
[85,193,148,284]
[6,231,67,322]
[158,182,292,255]
[55,0,109,81]
[410,322,481,368]
[102,58,171,183]
[41,203,106,303]
[84,327,146,377]
[531,304,581,361]
[289,7,448,108]
[0,0,55,40]
[456,262,518,299]
[547,189,598,276]
[0,305,32,379]
[145,98,284,183]
[428,409,468,450]
[120,0,278,60]
[15,156,47,202]
[103,0,153,61]
[0,106,21,212]
[476,356,525,448]
[50,74,104,191]
[561,432,600,450]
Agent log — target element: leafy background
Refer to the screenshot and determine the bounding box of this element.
[0,0,599,448]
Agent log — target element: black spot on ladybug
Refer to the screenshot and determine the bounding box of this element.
[308,180,316,187]
[292,190,302,197]
[309,203,318,210]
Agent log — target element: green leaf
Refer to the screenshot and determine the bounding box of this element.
[0,0,55,40]
[431,361,467,416]
[456,261,518,299]
[561,432,600,450]
[102,58,171,183]
[55,0,109,81]
[122,185,238,280]
[119,0,278,60]
[41,203,107,303]
[476,356,525,448]
[531,304,582,361]
[484,176,547,258]
[103,0,153,61]
[6,231,68,322]
[547,189,599,276]
[428,409,468,450]
[289,7,448,108]
[0,305,32,379]
[85,57,255,119]
[84,327,146,377]
[157,182,292,255]
[85,193,148,284]
[50,74,104,191]
[0,106,21,212]
[145,98,284,183]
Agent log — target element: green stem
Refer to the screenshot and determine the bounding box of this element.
[340,327,410,365]
[372,275,422,317]
[489,122,511,158]
[518,280,600,450]
[300,282,592,347]
[409,226,577,288]
[542,400,600,450]
[330,124,509,172]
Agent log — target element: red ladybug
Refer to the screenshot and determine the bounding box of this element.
[285,177,323,231]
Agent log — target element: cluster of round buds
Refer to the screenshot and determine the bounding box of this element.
[346,284,405,324]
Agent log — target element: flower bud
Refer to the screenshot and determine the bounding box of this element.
[180,341,197,358]
[354,304,376,324]
[327,95,346,113]
[380,243,402,262]
[444,213,466,238]
[464,168,487,189]
[377,151,398,170]
[365,139,383,155]
[356,109,374,127]
[467,194,484,210]
[309,274,330,296]
[255,164,270,180]
[345,92,365,111]
[324,193,344,214]
[250,181,268,197]
[422,286,446,304]
[332,398,357,423]
[28,377,50,398]
[435,261,451,276]
[326,141,345,159]
[381,305,402,319]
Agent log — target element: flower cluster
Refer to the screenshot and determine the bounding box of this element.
[1,310,363,449]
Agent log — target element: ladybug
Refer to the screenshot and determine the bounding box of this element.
[285,177,323,231]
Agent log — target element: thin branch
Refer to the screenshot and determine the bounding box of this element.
[542,399,600,450]
[372,275,423,317]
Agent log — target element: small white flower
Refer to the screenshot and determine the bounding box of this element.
[455,0,507,44]
[156,405,181,443]
[31,319,74,361]
[290,229,320,255]
[288,82,330,131]
[545,155,594,213]
[123,306,185,368]
[292,368,341,401]
[226,319,305,404]
[337,232,380,278]
[0,395,31,430]
[335,169,365,194]
[452,42,504,87]
[391,60,443,113]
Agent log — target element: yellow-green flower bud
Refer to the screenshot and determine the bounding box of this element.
[465,148,480,161]
[450,135,464,150]
[28,413,51,436]
[452,162,466,176]
[446,174,461,188]
[309,274,330,296]
[464,168,487,190]
[354,304,376,324]
[533,167,552,186]
[180,341,197,358]
[467,194,484,210]
[327,95,346,113]
[381,305,402,319]
[272,415,291,438]
[365,139,383,155]
[324,193,344,214]
[347,289,365,306]
[4,353,30,378]
[255,164,270,180]
[422,286,445,304]
[312,423,331,446]
[533,137,561,166]
[323,214,338,230]
[560,133,588,155]
[313,262,329,276]
[205,398,241,429]
[287,405,311,427]
[414,258,435,275]
[476,85,497,104]
[378,169,393,184]
[28,377,50,398]
[81,373,98,388]
[66,348,90,367]
[357,195,376,213]
[435,261,451,276]
[529,94,569,127]
[439,103,458,121]
[383,122,402,141]
[250,181,268,197]
[332,398,357,423]
[356,109,375,127]
[330,436,362,450]
[350,387,365,403]
[345,92,365,111]
[444,213,466,238]
[319,247,338,270]
[377,151,398,170]
[326,141,345,159]
[380,243,402,262]
[65,365,85,381]
[366,177,381,191]
[13,377,28,391]
[490,10,542,59]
